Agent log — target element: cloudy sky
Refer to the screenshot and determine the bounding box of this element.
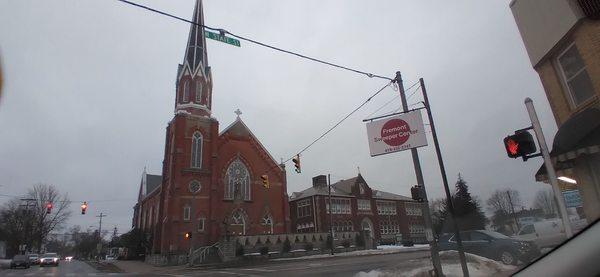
[0,0,556,234]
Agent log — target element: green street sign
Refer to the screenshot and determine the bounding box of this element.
[204,30,241,47]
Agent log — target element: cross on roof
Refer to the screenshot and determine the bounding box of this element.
[234,109,242,118]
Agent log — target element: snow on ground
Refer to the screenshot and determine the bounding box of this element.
[354,250,516,277]
[271,244,430,262]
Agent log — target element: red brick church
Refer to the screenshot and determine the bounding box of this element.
[132,0,290,254]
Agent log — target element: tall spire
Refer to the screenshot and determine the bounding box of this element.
[175,0,213,117]
[183,0,208,74]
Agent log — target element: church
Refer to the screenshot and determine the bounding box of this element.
[132,0,290,254]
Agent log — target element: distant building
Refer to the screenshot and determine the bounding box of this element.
[289,174,426,244]
[510,0,600,222]
[131,0,290,255]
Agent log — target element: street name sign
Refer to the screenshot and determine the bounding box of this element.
[366,110,428,157]
[204,30,241,47]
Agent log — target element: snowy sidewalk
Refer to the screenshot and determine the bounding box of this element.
[354,250,517,277]
[272,244,430,262]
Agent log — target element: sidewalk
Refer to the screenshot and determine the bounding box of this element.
[112,260,189,274]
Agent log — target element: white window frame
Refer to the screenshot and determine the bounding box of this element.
[183,205,191,221]
[197,217,205,232]
[358,199,371,211]
[195,80,203,103]
[297,199,311,218]
[191,132,203,168]
[183,81,190,103]
[556,42,595,108]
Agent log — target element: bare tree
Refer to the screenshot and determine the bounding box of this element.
[27,184,72,252]
[0,184,71,255]
[533,189,556,217]
[486,189,522,215]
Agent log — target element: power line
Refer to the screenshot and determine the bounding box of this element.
[366,83,421,119]
[115,0,392,81]
[283,81,393,164]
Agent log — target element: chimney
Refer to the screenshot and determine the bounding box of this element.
[312,175,327,188]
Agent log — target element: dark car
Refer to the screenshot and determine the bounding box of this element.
[39,253,59,267]
[438,230,541,265]
[10,255,30,269]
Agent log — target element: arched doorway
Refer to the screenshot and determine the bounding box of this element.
[361,218,374,238]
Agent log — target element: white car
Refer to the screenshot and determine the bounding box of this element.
[515,219,566,248]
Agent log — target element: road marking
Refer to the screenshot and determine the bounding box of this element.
[240,268,275,272]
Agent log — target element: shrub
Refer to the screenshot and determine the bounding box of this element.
[304,242,313,251]
[282,238,292,253]
[235,244,245,256]
[342,240,351,248]
[355,234,365,247]
[259,246,269,256]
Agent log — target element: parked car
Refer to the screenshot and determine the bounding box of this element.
[438,230,541,265]
[514,219,566,248]
[39,253,59,267]
[10,255,30,269]
[27,253,39,265]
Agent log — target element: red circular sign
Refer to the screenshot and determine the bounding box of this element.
[380,119,411,146]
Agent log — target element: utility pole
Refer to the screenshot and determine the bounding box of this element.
[395,72,443,276]
[507,191,519,233]
[328,174,334,255]
[420,78,469,277]
[525,98,573,237]
[96,212,107,260]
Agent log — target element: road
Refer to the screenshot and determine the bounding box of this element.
[0,260,129,277]
[0,251,431,277]
[178,251,431,277]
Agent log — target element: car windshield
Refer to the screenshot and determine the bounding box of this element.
[0,1,597,276]
[13,255,27,261]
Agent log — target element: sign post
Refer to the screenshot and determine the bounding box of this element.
[525,98,573,238]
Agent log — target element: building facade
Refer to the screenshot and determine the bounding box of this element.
[289,174,426,244]
[132,0,290,254]
[511,0,600,222]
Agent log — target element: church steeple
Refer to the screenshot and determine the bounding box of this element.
[184,0,208,73]
[175,0,213,117]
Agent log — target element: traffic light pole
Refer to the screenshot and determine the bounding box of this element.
[395,72,443,276]
[420,78,469,277]
[524,98,573,238]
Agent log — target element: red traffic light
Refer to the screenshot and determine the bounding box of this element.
[503,131,537,159]
[46,202,53,214]
[81,201,88,214]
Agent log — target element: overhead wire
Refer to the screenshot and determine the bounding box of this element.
[282,81,393,164]
[115,0,392,81]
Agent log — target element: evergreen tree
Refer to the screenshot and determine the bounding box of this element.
[436,174,488,233]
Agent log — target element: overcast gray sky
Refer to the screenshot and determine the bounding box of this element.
[0,0,556,234]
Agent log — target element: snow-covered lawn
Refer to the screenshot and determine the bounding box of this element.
[271,244,430,262]
[354,250,516,277]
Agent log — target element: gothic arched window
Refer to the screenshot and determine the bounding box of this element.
[182,80,190,102]
[224,158,251,200]
[191,132,203,168]
[195,80,203,103]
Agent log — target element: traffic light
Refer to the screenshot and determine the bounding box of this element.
[81,201,88,215]
[292,154,301,173]
[261,174,270,188]
[411,185,424,202]
[46,202,53,214]
[184,232,192,239]
[503,131,537,159]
